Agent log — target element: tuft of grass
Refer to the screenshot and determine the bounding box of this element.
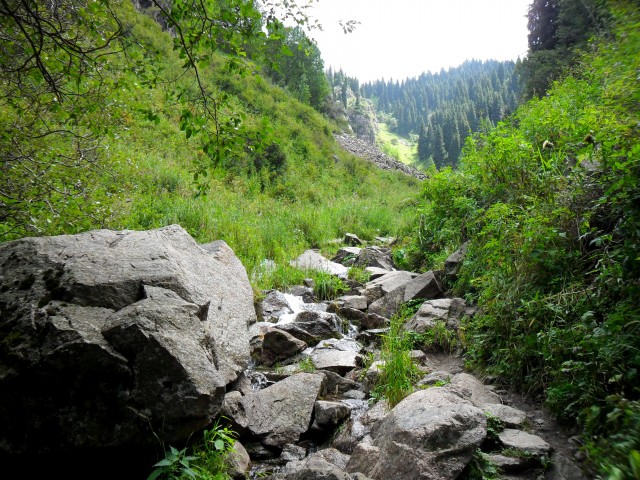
[377,304,421,408]
[312,271,348,301]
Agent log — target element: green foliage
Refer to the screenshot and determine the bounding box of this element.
[297,356,316,373]
[148,419,237,480]
[403,4,640,476]
[377,303,421,408]
[362,59,520,169]
[312,271,348,301]
[459,450,500,480]
[347,266,371,284]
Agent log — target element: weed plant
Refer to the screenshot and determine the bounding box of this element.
[148,419,237,480]
[378,303,422,408]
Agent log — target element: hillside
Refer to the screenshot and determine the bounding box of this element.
[2,1,640,478]
[0,1,422,284]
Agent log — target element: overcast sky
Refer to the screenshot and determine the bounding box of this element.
[303,0,531,83]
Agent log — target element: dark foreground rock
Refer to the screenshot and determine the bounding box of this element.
[0,225,255,456]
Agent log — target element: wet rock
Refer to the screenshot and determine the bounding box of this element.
[261,290,295,322]
[361,312,388,330]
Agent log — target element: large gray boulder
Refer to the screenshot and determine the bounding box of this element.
[223,373,325,448]
[346,387,487,480]
[0,225,254,454]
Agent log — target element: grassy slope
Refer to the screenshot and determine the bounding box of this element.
[1,4,422,287]
[376,122,420,166]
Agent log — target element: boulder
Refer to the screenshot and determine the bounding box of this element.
[402,271,443,302]
[344,233,363,246]
[223,373,325,448]
[339,295,368,311]
[313,400,351,430]
[309,339,364,375]
[346,388,486,480]
[280,455,366,480]
[365,267,394,280]
[227,441,251,479]
[291,250,348,279]
[354,247,395,270]
[498,429,553,456]
[482,404,527,428]
[332,247,362,266]
[258,328,308,366]
[0,225,254,454]
[446,373,502,407]
[444,242,469,277]
[361,312,389,330]
[404,298,467,333]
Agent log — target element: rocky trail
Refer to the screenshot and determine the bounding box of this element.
[0,226,587,479]
[229,234,587,480]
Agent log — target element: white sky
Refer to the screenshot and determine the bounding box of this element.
[303,0,531,83]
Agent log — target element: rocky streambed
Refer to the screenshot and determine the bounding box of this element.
[224,237,586,480]
[0,226,585,479]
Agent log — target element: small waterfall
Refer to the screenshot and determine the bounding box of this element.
[276,292,327,325]
[245,359,274,391]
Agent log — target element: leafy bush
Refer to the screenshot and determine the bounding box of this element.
[402,4,640,476]
[148,419,237,480]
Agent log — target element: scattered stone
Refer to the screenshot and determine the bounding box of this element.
[333,247,363,266]
[483,404,528,428]
[486,453,537,473]
[354,246,395,270]
[402,270,443,302]
[314,400,351,430]
[361,312,389,330]
[227,441,251,479]
[291,250,348,279]
[259,328,308,366]
[344,233,363,246]
[365,267,394,279]
[339,295,368,311]
[405,298,467,333]
[279,443,307,463]
[498,429,553,456]
[444,242,469,277]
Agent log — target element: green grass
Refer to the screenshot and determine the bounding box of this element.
[376,122,419,166]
